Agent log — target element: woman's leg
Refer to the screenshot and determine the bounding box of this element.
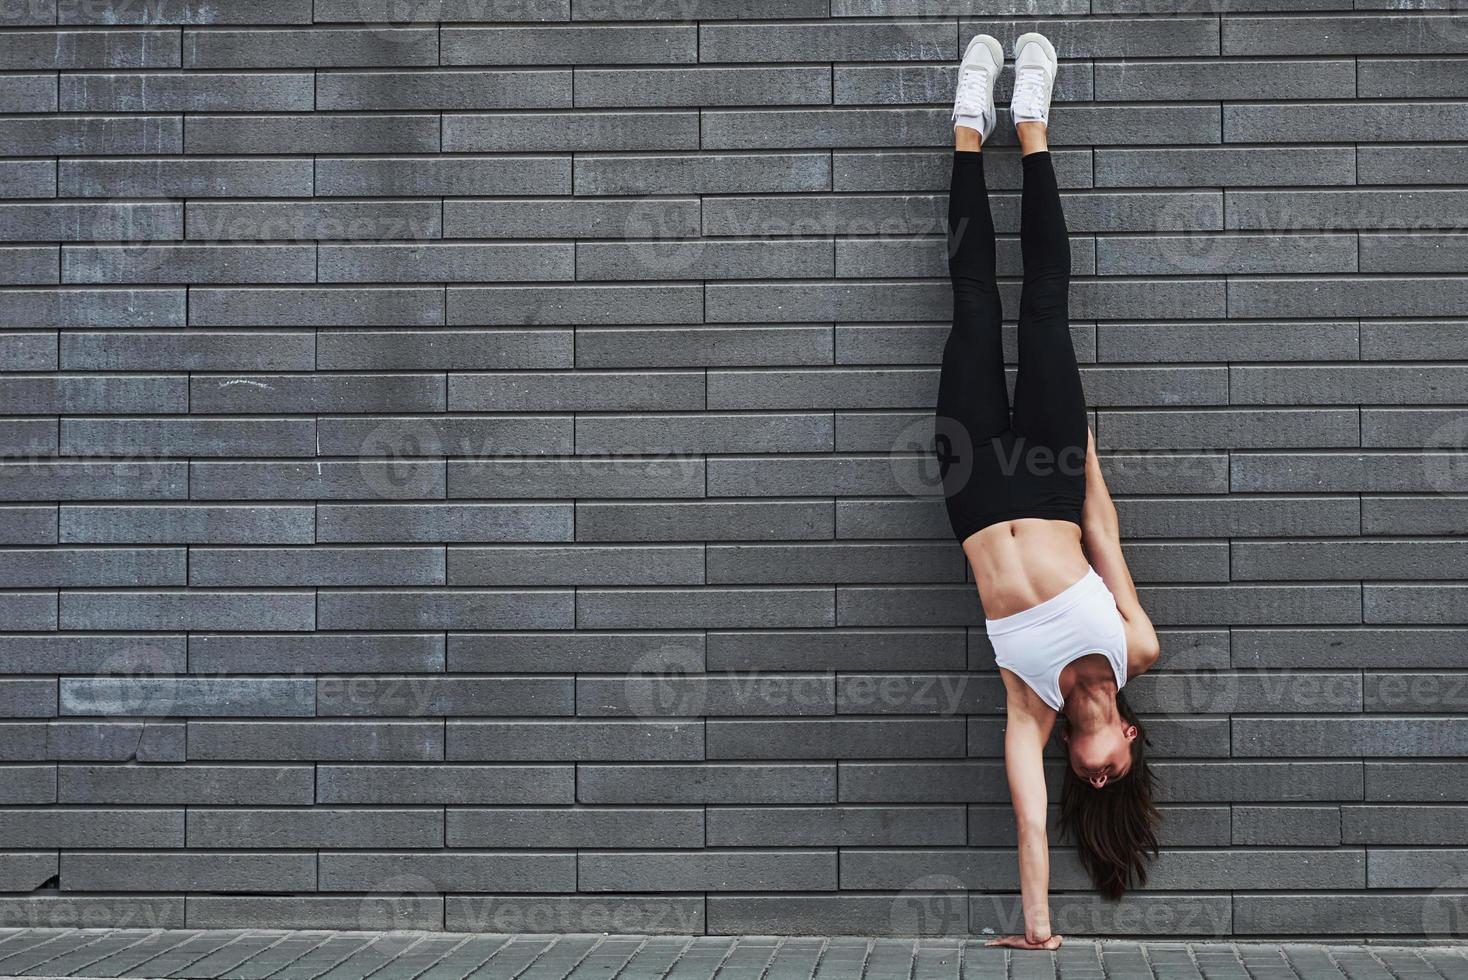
[1009,145,1087,476]
[935,145,1009,490]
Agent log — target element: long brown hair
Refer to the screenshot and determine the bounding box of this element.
[1057,690,1160,898]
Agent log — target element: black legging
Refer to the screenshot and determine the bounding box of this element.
[934,149,1087,544]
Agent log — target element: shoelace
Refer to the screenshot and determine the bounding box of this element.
[1012,64,1048,119]
[952,65,990,122]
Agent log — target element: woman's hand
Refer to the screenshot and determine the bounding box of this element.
[986,931,1063,950]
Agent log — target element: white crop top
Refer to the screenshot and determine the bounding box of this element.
[985,566,1128,711]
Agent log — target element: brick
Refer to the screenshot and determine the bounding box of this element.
[316,764,574,804]
[0,29,181,68]
[1358,144,1468,184]
[0,74,57,112]
[60,852,315,892]
[315,0,568,19]
[1099,409,1358,451]
[1224,15,1468,54]
[188,460,445,500]
[316,155,571,196]
[1247,366,1468,409]
[191,373,443,414]
[186,895,440,930]
[1227,188,1468,231]
[1139,584,1361,626]
[578,587,833,629]
[709,806,964,847]
[579,850,835,892]
[449,720,701,761]
[0,245,59,284]
[316,69,571,110]
[317,329,571,370]
[444,25,694,64]
[1343,805,1468,844]
[448,284,701,325]
[1235,539,1468,581]
[1096,233,1355,276]
[0,115,180,154]
[446,198,698,239]
[1360,57,1468,98]
[188,808,444,848]
[0,202,181,242]
[0,461,187,500]
[320,243,574,282]
[449,455,701,499]
[708,719,965,759]
[1366,584,1468,624]
[575,0,824,15]
[1361,232,1468,273]
[59,157,314,197]
[58,765,310,805]
[190,286,444,326]
[576,325,832,368]
[0,547,184,588]
[1232,806,1342,846]
[1225,102,1468,142]
[1229,277,1468,319]
[449,544,702,585]
[1235,717,1468,757]
[62,418,316,457]
[1233,451,1468,494]
[319,503,570,543]
[443,111,699,151]
[1363,495,1468,534]
[63,244,316,284]
[319,676,572,717]
[190,633,444,673]
[446,896,703,934]
[448,808,702,848]
[185,114,440,154]
[578,67,830,108]
[703,108,950,150]
[1098,320,1358,362]
[1095,59,1354,101]
[318,588,571,629]
[962,18,1218,57]
[60,591,315,631]
[183,27,437,67]
[578,763,835,804]
[1153,761,1362,803]
[187,200,440,241]
[60,71,313,111]
[1095,146,1356,188]
[0,505,59,544]
[189,720,442,761]
[320,852,575,892]
[578,239,833,281]
[450,632,705,673]
[1367,762,1468,802]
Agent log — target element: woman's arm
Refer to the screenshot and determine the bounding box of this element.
[1080,429,1161,677]
[989,691,1062,950]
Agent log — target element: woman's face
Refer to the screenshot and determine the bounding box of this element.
[1066,722,1138,789]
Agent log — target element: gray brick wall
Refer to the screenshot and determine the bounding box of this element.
[0,0,1465,941]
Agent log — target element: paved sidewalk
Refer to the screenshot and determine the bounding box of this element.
[0,931,1465,980]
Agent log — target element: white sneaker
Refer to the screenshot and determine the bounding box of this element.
[951,33,1003,143]
[1010,32,1058,127]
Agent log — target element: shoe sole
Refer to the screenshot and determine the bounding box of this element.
[1013,31,1057,72]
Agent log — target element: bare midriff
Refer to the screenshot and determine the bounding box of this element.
[961,517,1090,620]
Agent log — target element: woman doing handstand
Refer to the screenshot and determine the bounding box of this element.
[935,31,1164,950]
